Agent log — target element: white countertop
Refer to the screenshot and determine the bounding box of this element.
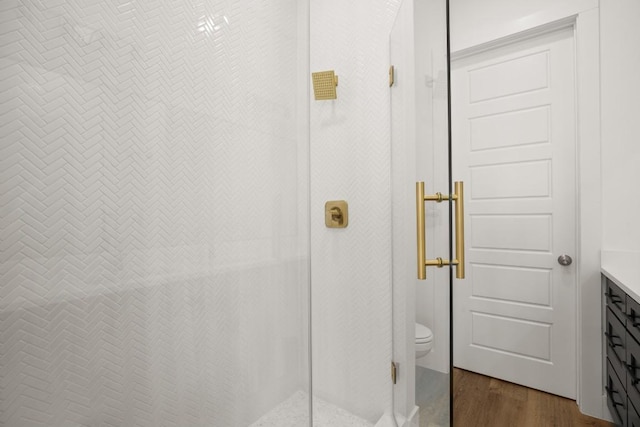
[602,250,640,302]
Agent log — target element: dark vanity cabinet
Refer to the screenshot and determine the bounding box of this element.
[604,276,640,426]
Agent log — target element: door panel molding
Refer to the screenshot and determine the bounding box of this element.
[452,26,578,399]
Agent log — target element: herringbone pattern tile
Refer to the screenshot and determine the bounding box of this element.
[309,0,401,422]
[0,0,308,425]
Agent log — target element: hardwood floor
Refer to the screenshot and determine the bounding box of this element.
[452,369,613,427]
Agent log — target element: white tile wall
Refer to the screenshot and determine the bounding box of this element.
[309,0,401,423]
[0,0,309,425]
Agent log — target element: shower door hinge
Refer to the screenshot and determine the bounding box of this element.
[389,65,395,87]
[391,361,398,384]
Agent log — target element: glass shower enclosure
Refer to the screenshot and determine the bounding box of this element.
[1,1,313,425]
[391,0,456,425]
[0,0,455,425]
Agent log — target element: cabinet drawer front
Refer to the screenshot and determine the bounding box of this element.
[628,297,640,343]
[630,399,640,427]
[608,359,628,426]
[628,333,640,412]
[608,307,628,383]
[608,278,628,323]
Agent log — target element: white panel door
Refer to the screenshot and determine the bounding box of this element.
[452,28,577,399]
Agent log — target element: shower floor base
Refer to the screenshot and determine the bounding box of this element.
[249,390,374,427]
[416,366,450,427]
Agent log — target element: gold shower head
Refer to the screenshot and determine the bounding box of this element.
[312,70,338,100]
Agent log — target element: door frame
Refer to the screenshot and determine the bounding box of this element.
[450,11,603,419]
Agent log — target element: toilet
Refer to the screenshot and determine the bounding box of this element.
[415,323,434,359]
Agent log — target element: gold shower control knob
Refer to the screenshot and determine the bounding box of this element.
[325,200,348,228]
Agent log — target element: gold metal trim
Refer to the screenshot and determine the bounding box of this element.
[416,182,426,279]
[325,200,348,228]
[416,181,465,279]
[389,65,395,87]
[454,181,465,279]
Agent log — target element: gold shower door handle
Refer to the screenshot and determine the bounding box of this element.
[416,181,465,280]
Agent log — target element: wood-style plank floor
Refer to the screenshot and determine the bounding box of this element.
[453,368,613,427]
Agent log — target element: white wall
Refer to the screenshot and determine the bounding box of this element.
[451,0,597,52]
[600,0,640,252]
[309,0,401,422]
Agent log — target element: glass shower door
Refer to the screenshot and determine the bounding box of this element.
[390,0,457,425]
[0,1,310,426]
